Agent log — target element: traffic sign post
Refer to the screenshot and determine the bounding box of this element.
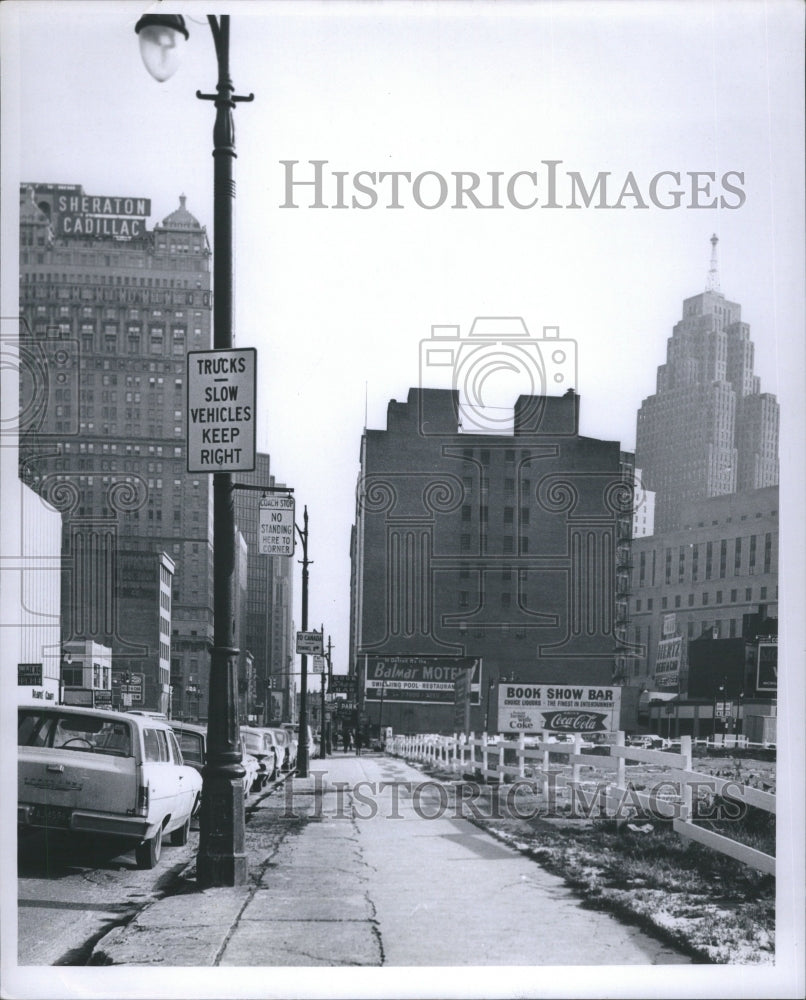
[296,631,324,656]
[259,495,295,556]
[187,348,256,473]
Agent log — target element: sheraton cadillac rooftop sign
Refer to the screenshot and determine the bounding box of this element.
[54,190,151,239]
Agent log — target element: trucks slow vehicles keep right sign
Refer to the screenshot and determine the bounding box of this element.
[498,684,622,734]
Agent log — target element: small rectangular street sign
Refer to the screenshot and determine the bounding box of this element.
[187,348,256,473]
[330,675,356,695]
[18,663,43,686]
[312,655,325,674]
[296,631,324,655]
[259,495,295,556]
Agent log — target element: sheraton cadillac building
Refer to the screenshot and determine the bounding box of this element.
[18,183,293,719]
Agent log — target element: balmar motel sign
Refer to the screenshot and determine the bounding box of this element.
[55,191,151,238]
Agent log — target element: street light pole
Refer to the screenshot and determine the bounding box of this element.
[319,622,327,760]
[296,507,311,778]
[134,12,253,887]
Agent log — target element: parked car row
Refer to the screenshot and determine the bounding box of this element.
[17,705,304,874]
[18,705,202,871]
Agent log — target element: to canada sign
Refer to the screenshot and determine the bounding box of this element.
[187,349,256,472]
[498,684,622,733]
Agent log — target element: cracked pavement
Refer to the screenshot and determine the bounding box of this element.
[89,754,691,966]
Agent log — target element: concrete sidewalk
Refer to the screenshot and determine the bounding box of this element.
[90,753,691,967]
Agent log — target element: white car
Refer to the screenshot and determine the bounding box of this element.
[282,723,316,761]
[240,726,281,789]
[170,721,259,800]
[18,705,202,869]
[267,726,296,771]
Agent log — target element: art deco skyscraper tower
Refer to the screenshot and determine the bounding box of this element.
[636,236,779,533]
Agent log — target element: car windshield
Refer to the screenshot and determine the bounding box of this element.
[242,732,264,754]
[18,710,133,757]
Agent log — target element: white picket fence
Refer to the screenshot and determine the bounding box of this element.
[388,731,776,876]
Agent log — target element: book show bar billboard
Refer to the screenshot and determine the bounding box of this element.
[364,656,481,705]
[498,683,623,734]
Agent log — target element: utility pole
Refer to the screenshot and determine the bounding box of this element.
[325,635,333,753]
[295,507,311,778]
[319,623,327,760]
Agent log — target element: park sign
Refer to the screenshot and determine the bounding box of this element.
[187,348,256,472]
[498,684,622,734]
[259,495,295,556]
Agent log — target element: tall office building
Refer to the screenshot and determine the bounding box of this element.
[635,236,779,534]
[18,182,215,714]
[233,453,295,724]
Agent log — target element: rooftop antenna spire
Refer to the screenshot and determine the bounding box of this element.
[706,233,720,292]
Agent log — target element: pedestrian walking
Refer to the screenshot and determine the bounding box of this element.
[342,724,352,752]
[355,727,363,756]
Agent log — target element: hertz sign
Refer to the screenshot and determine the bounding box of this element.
[56,192,151,239]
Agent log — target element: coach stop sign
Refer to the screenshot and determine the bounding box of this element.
[259,495,296,556]
[187,348,256,472]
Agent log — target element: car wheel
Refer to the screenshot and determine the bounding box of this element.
[169,816,190,846]
[135,825,163,869]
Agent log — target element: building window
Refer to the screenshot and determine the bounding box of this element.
[764,533,772,573]
[665,547,671,584]
[749,534,757,573]
[503,507,514,524]
[461,505,471,522]
[760,586,767,600]
[674,595,681,608]
[688,594,694,607]
[691,545,699,582]
[716,590,722,603]
[719,539,727,578]
[702,592,709,605]
[734,537,742,573]
[647,598,653,611]
[460,534,471,552]
[745,587,752,601]
[705,541,713,579]
[503,536,514,554]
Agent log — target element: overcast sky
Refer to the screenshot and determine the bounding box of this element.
[1,1,805,997]
[3,0,803,675]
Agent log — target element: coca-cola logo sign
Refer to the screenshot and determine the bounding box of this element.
[542,710,608,732]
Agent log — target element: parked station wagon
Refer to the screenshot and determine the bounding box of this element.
[18,705,202,869]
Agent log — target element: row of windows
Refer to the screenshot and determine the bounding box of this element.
[634,583,776,613]
[460,535,531,553]
[461,505,531,525]
[638,532,776,586]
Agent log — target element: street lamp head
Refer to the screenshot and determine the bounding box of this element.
[134,14,189,82]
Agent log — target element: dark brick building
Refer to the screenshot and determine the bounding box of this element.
[350,388,633,734]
